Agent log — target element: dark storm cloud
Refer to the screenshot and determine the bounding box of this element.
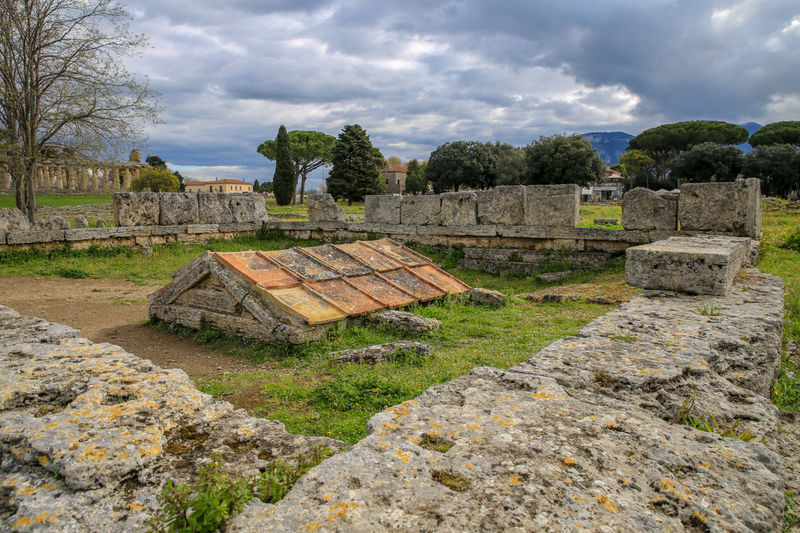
[124,0,800,185]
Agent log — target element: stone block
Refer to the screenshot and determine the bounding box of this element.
[113,192,160,227]
[400,195,441,225]
[187,223,219,234]
[621,188,678,231]
[198,193,234,224]
[0,208,31,233]
[524,184,580,227]
[65,228,112,241]
[159,193,199,225]
[625,235,750,296]
[679,179,761,238]
[307,194,344,222]
[7,230,66,244]
[35,216,71,231]
[362,223,416,236]
[476,186,525,225]
[230,193,269,223]
[440,191,477,226]
[365,195,402,224]
[218,222,261,233]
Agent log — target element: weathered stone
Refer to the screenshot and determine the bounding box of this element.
[6,230,66,244]
[74,215,89,228]
[113,192,160,227]
[537,270,573,283]
[476,186,525,225]
[197,193,234,224]
[332,341,433,364]
[368,310,441,334]
[468,287,505,306]
[159,192,199,225]
[365,195,402,224]
[229,193,269,223]
[307,193,344,222]
[621,187,679,230]
[400,195,441,225]
[439,191,478,226]
[626,235,750,296]
[95,219,106,228]
[35,216,70,231]
[187,223,219,234]
[679,178,761,238]
[524,184,580,227]
[65,228,112,241]
[0,209,31,233]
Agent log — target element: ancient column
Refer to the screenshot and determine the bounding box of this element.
[122,168,132,190]
[108,167,120,191]
[131,167,140,187]
[0,171,10,190]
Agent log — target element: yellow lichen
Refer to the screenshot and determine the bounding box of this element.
[509,476,522,486]
[395,450,411,464]
[595,494,618,513]
[562,456,577,467]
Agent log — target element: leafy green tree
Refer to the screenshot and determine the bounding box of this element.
[146,155,167,168]
[175,170,185,192]
[272,126,295,205]
[425,141,498,193]
[386,156,403,167]
[405,159,427,194]
[619,149,657,188]
[131,167,179,192]
[261,181,274,193]
[627,121,749,180]
[669,143,744,183]
[253,179,260,193]
[257,130,336,204]
[524,134,604,186]
[326,124,385,205]
[743,144,800,198]
[749,121,800,147]
[495,145,526,185]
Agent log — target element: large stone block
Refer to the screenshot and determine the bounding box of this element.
[524,184,580,227]
[679,178,761,238]
[365,195,402,224]
[113,192,160,227]
[307,193,344,222]
[476,186,525,225]
[440,191,477,226]
[626,235,750,296]
[159,193,199,225]
[621,187,679,230]
[0,209,31,233]
[197,193,234,224]
[400,195,441,225]
[230,193,269,223]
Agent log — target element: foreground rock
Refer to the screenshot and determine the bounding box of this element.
[0,306,344,532]
[332,341,432,364]
[367,310,441,334]
[468,287,505,306]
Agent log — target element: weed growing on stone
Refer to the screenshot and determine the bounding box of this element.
[431,470,470,491]
[785,491,800,533]
[669,393,695,424]
[694,300,722,316]
[684,414,760,442]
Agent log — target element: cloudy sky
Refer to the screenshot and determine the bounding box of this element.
[123,0,800,188]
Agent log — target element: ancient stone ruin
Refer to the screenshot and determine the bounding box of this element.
[148,238,471,344]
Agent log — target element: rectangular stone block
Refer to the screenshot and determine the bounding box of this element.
[365,195,402,224]
[416,225,497,237]
[476,186,525,225]
[109,226,153,237]
[524,184,580,227]
[65,228,112,241]
[113,192,160,227]
[187,223,219,234]
[625,235,750,296]
[159,193,199,225]
[6,230,65,244]
[151,225,188,236]
[400,195,441,225]
[198,193,234,224]
[218,222,261,233]
[621,187,678,231]
[679,179,761,238]
[362,223,416,236]
[440,191,478,226]
[229,193,269,223]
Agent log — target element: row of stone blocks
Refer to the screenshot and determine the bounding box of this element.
[622,178,761,238]
[365,184,581,227]
[113,192,269,227]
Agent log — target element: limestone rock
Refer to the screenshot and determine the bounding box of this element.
[368,310,441,334]
[35,216,70,231]
[113,192,160,227]
[524,184,580,227]
[440,191,477,226]
[332,341,433,364]
[0,209,31,233]
[307,193,344,222]
[198,193,234,224]
[401,195,441,225]
[679,178,761,238]
[95,219,106,228]
[74,215,89,228]
[621,187,679,231]
[476,186,525,225]
[365,195,402,224]
[229,193,269,223]
[159,192,199,225]
[468,287,505,306]
[537,270,573,283]
[593,218,618,226]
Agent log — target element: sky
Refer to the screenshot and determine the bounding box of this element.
[123,0,800,189]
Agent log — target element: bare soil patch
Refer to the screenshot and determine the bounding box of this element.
[0,276,254,377]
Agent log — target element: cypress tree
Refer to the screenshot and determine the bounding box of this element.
[327,124,384,205]
[273,125,294,205]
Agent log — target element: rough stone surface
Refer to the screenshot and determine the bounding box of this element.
[476,186,526,225]
[332,341,433,364]
[158,193,199,225]
[364,195,402,225]
[468,287,505,306]
[537,270,573,283]
[622,187,679,231]
[307,194,344,222]
[229,194,269,223]
[400,195,441,225]
[229,268,786,532]
[35,216,70,231]
[74,215,89,228]
[593,218,618,226]
[113,192,160,227]
[679,178,762,238]
[626,235,750,296]
[197,193,234,224]
[0,209,31,233]
[524,184,580,227]
[0,306,345,532]
[367,310,441,334]
[95,219,106,228]
[439,191,477,226]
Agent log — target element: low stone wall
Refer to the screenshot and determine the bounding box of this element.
[113,192,269,227]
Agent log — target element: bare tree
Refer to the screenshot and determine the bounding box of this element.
[0,0,158,221]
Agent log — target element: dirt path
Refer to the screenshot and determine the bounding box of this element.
[0,276,254,377]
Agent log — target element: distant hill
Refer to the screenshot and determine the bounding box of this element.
[582,132,634,165]
[737,122,762,154]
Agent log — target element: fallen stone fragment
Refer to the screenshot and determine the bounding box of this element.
[518,292,581,303]
[0,208,31,233]
[367,310,441,334]
[468,287,505,306]
[95,219,106,228]
[536,270,573,283]
[332,341,433,364]
[74,215,89,228]
[593,218,619,225]
[307,193,344,223]
[36,216,70,231]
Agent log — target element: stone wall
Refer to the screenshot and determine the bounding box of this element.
[113,192,269,227]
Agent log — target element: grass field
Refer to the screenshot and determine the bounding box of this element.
[0,193,113,208]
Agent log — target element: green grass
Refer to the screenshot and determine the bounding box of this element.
[265,196,364,220]
[0,193,112,208]
[579,202,622,228]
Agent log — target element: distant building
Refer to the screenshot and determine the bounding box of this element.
[581,169,626,202]
[185,179,253,193]
[381,165,407,194]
